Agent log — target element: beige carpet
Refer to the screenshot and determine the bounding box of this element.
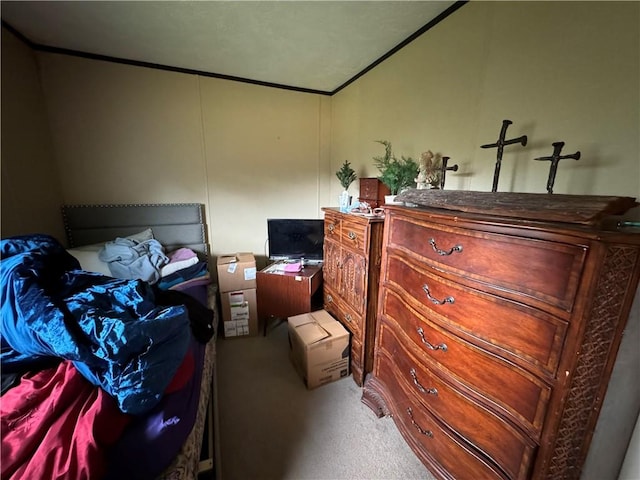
[216,322,435,480]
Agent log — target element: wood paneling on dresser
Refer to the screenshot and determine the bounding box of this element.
[362,203,640,479]
[322,208,384,386]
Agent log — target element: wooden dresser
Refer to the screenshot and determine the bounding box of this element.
[321,207,384,386]
[362,198,640,479]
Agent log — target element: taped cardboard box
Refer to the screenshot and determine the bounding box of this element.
[288,310,350,389]
[221,288,259,338]
[217,253,257,293]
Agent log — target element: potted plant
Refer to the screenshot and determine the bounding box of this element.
[373,140,419,204]
[336,160,357,212]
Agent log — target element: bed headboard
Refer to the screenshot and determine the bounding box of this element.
[62,203,209,256]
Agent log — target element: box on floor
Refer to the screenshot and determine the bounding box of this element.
[217,253,259,338]
[220,288,258,338]
[288,310,350,389]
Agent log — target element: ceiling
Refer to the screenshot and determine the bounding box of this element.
[1,1,461,94]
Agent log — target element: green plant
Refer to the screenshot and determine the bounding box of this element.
[373,140,419,195]
[336,160,357,190]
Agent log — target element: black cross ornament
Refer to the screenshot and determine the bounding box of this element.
[439,157,458,190]
[534,141,581,194]
[481,119,528,192]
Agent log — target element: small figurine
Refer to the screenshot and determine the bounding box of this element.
[416,150,441,189]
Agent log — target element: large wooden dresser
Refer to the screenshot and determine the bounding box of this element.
[362,197,640,479]
[322,207,384,386]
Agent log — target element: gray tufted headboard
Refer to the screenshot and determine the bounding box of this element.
[61,203,209,257]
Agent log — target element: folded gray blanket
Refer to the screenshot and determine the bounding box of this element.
[99,238,168,284]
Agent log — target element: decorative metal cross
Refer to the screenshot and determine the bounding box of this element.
[481,119,528,192]
[534,141,581,194]
[439,156,458,190]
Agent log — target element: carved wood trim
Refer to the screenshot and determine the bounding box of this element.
[546,245,640,479]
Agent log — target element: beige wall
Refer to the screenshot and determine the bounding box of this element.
[1,28,65,239]
[35,54,331,257]
[331,1,640,200]
[199,77,331,257]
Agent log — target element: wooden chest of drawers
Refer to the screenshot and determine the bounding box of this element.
[358,177,390,208]
[322,207,384,386]
[363,203,640,479]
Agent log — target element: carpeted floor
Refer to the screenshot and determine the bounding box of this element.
[216,322,434,480]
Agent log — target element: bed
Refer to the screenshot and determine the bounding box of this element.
[1,203,220,480]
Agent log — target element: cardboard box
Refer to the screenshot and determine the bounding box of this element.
[221,288,259,338]
[217,253,257,293]
[288,310,350,389]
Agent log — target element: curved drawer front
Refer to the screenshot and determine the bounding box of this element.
[386,253,568,376]
[379,358,510,480]
[383,289,551,437]
[386,214,586,314]
[340,219,368,255]
[378,324,536,480]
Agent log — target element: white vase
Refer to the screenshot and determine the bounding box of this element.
[384,194,403,205]
[339,190,352,212]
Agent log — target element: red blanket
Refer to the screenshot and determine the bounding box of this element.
[1,361,131,480]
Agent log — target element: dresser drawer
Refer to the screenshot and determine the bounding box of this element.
[385,253,568,376]
[386,214,586,314]
[339,219,369,255]
[377,323,536,479]
[323,285,363,338]
[324,214,341,239]
[379,362,510,480]
[382,289,551,437]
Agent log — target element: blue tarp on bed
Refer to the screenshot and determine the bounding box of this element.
[0,234,191,415]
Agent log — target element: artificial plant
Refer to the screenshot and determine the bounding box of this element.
[336,160,357,190]
[373,140,419,195]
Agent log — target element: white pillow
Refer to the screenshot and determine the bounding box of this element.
[66,228,156,276]
[66,243,112,276]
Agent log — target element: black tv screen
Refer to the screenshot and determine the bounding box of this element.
[267,219,324,262]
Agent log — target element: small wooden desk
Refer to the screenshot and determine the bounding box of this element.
[257,263,323,335]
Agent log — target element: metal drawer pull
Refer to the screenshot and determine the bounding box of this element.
[422,284,454,306]
[326,295,333,303]
[417,327,448,352]
[406,407,433,437]
[429,238,463,256]
[348,231,357,241]
[410,368,438,396]
[328,223,336,233]
[344,313,353,323]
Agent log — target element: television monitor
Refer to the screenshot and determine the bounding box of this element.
[267,219,324,263]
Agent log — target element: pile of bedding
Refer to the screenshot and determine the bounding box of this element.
[0,233,215,480]
[66,227,211,288]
